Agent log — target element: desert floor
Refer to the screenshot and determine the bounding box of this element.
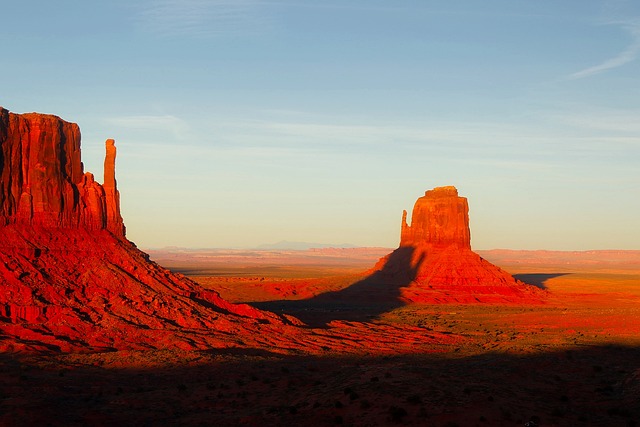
[1,248,639,426]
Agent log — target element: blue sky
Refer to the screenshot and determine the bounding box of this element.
[3,1,639,249]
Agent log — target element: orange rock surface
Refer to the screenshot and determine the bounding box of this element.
[400,186,471,249]
[0,108,124,234]
[374,186,544,303]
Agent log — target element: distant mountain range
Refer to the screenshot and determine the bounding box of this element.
[254,241,358,250]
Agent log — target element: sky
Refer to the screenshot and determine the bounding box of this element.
[2,0,639,250]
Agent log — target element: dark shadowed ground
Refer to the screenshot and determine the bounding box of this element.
[1,346,639,426]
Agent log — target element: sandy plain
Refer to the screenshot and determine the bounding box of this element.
[1,248,639,426]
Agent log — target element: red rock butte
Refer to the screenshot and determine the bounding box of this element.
[0,107,303,353]
[401,186,471,249]
[372,186,545,303]
[0,109,124,235]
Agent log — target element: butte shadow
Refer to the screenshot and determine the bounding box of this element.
[253,187,545,327]
[253,246,426,327]
[512,273,569,290]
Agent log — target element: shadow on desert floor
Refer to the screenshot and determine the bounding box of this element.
[252,246,424,327]
[513,273,570,290]
[251,249,555,327]
[1,345,639,426]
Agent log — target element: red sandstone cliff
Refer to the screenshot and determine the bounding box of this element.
[373,186,544,303]
[400,186,470,249]
[0,107,301,353]
[0,108,124,236]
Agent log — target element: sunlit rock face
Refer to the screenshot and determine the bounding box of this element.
[0,108,124,236]
[0,107,298,353]
[373,186,545,303]
[400,186,471,249]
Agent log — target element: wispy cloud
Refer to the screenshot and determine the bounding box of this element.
[198,117,584,163]
[133,0,271,38]
[569,20,640,79]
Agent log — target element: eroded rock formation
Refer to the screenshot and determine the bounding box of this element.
[0,107,301,353]
[0,108,124,236]
[400,186,470,249]
[372,186,544,303]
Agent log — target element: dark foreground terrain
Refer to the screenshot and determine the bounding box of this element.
[2,345,639,426]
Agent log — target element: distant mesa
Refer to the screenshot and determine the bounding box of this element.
[371,186,545,303]
[0,107,299,353]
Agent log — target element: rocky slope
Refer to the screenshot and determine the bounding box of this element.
[372,186,544,303]
[0,107,301,353]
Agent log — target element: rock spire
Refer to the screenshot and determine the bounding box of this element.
[0,107,124,236]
